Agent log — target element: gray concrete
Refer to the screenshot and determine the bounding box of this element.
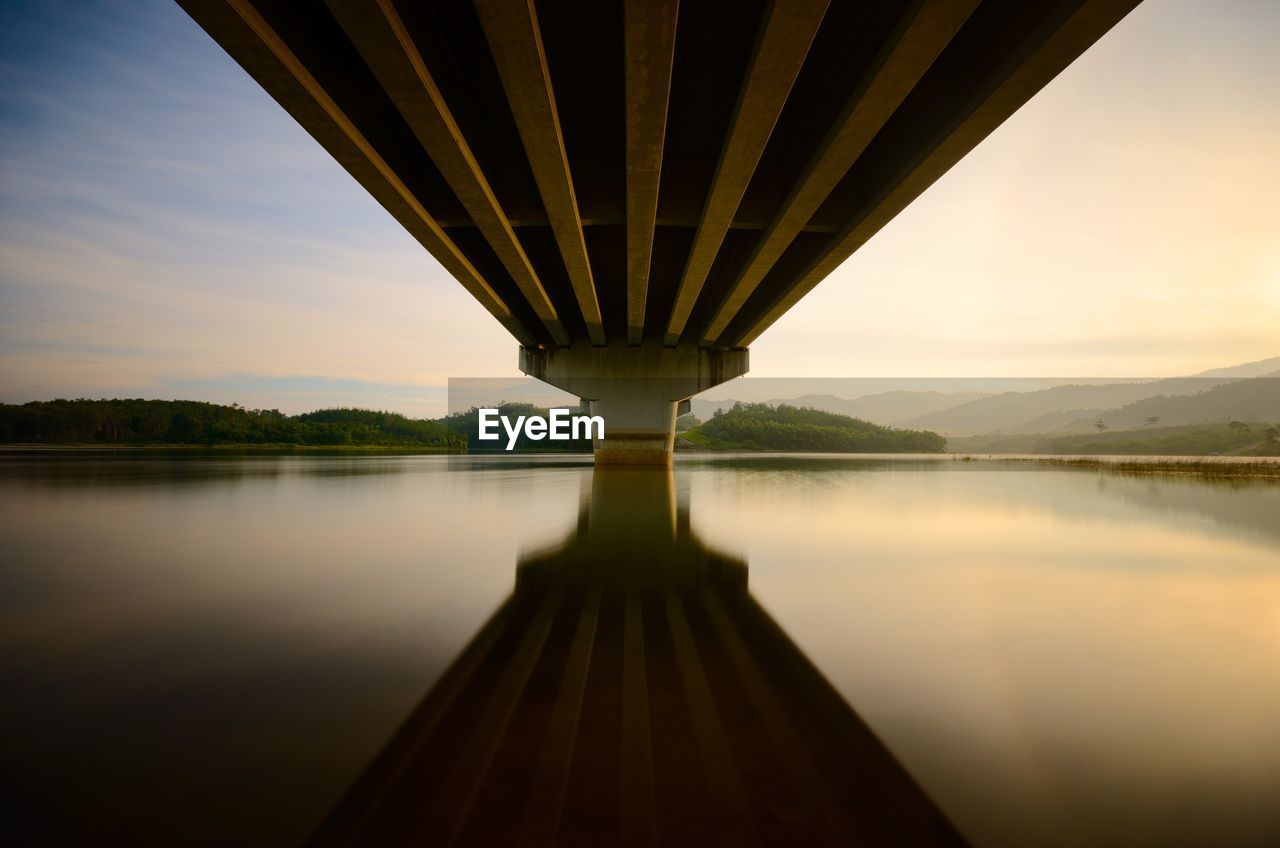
[520,342,748,465]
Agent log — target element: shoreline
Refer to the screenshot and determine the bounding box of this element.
[678,451,1280,479]
[0,444,461,454]
[4,446,1278,477]
[951,453,1280,479]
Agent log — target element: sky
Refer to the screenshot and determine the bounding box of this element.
[1,0,1277,417]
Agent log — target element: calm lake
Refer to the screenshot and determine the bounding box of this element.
[2,451,1278,846]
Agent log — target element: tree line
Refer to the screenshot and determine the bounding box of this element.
[687,403,947,453]
[0,399,464,449]
[2,398,952,454]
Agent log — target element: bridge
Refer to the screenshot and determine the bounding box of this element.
[179,0,1140,462]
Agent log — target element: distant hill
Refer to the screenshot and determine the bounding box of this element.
[898,383,1164,436]
[896,375,1264,436]
[1188,356,1280,379]
[1001,408,1102,434]
[1097,378,1280,430]
[686,358,1280,436]
[682,403,945,453]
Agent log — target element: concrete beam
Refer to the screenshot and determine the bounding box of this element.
[730,0,1142,348]
[328,0,569,346]
[182,0,539,347]
[664,0,829,346]
[623,0,679,345]
[702,0,978,345]
[185,0,1138,357]
[520,341,748,466]
[475,0,606,346]
[434,215,840,233]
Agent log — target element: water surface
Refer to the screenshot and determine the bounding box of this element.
[2,451,1278,846]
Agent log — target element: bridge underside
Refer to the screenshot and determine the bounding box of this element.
[181,0,1139,462]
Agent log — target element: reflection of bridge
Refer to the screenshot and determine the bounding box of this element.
[310,469,966,846]
[180,1,1139,462]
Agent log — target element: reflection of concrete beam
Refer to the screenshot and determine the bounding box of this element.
[311,468,966,846]
[475,0,605,346]
[731,0,1141,348]
[329,0,568,346]
[703,0,978,345]
[624,0,679,346]
[665,0,829,345]
[520,342,748,466]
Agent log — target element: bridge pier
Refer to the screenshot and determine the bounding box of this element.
[519,342,748,465]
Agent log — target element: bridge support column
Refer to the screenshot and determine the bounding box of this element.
[519,341,748,466]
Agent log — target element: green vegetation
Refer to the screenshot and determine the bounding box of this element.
[15,398,1272,458]
[675,412,701,432]
[683,403,946,453]
[0,399,465,449]
[949,421,1280,457]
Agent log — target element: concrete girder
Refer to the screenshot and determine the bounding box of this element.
[190,0,540,347]
[328,0,569,346]
[623,0,679,346]
[701,0,979,346]
[182,0,1142,355]
[663,0,829,346]
[728,0,1143,348]
[474,0,606,346]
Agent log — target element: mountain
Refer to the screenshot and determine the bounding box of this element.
[945,377,1280,454]
[897,375,1257,436]
[898,383,1166,436]
[686,357,1280,437]
[1188,357,1280,379]
[1003,409,1103,434]
[844,390,991,424]
[1098,378,1280,429]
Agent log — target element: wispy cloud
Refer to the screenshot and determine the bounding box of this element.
[0,0,515,414]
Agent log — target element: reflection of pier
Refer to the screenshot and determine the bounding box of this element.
[312,470,965,846]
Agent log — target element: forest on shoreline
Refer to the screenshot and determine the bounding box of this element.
[681,403,947,453]
[1,398,949,455]
[21,398,1268,457]
[0,399,464,449]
